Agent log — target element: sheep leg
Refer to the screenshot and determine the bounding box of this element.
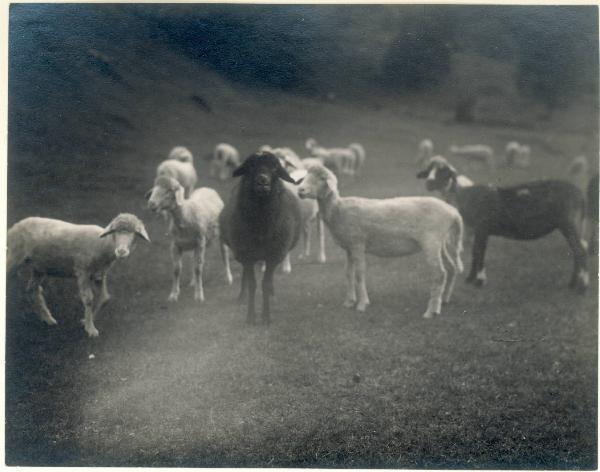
[352,247,370,312]
[193,236,206,302]
[262,262,276,324]
[28,275,57,326]
[242,263,257,324]
[423,244,447,319]
[92,274,111,315]
[317,215,326,263]
[298,222,311,260]
[561,224,589,293]
[281,253,292,273]
[77,274,99,337]
[343,250,357,308]
[221,243,233,285]
[467,232,488,287]
[441,244,457,304]
[168,243,183,302]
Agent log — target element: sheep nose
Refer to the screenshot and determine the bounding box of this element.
[148,200,158,211]
[115,247,130,259]
[256,174,269,186]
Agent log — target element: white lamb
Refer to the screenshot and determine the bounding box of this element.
[156,146,198,198]
[210,143,241,181]
[297,163,464,318]
[504,141,531,168]
[449,144,495,171]
[7,213,151,337]
[416,139,435,167]
[147,176,233,302]
[305,138,362,177]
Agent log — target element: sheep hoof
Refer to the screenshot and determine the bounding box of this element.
[356,302,369,312]
[318,256,326,264]
[43,315,58,326]
[85,326,100,337]
[194,293,205,302]
[423,311,439,319]
[226,274,233,285]
[343,299,356,308]
[167,293,179,302]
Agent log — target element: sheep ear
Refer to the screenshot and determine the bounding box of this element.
[295,177,305,185]
[135,223,151,242]
[277,165,296,184]
[99,223,115,238]
[174,185,185,206]
[416,165,432,179]
[232,159,249,177]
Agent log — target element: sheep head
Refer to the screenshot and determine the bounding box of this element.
[232,151,296,198]
[99,213,150,259]
[416,160,458,193]
[297,163,338,200]
[147,176,185,211]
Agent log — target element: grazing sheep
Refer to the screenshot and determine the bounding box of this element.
[586,173,598,255]
[449,144,495,171]
[417,160,589,292]
[297,163,464,319]
[219,151,302,324]
[156,146,198,198]
[7,214,150,337]
[416,139,435,166]
[505,141,531,168]
[147,177,233,302]
[305,138,362,177]
[210,143,241,181]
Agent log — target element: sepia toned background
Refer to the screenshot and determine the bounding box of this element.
[6,4,598,467]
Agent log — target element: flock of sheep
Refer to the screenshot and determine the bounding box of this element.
[6,136,598,335]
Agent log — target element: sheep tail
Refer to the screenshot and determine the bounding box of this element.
[447,213,464,274]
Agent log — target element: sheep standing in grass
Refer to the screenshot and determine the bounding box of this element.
[219,152,302,324]
[156,146,198,198]
[416,139,434,167]
[7,214,150,337]
[210,143,241,181]
[505,141,531,168]
[305,138,363,177]
[417,160,589,292]
[147,177,232,302]
[449,144,495,171]
[298,163,464,319]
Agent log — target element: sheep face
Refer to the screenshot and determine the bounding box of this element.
[416,162,457,193]
[232,152,296,197]
[147,177,184,212]
[99,213,150,258]
[297,164,337,200]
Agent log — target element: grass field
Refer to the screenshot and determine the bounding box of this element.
[6,36,599,466]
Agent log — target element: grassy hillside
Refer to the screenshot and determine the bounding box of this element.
[6,4,599,468]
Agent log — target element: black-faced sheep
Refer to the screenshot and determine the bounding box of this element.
[417,160,589,292]
[7,214,150,337]
[219,152,302,324]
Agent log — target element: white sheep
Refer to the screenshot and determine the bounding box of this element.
[147,176,233,302]
[7,213,151,337]
[568,155,590,191]
[449,144,495,171]
[505,141,531,168]
[416,139,435,166]
[305,138,361,177]
[298,163,464,318]
[156,146,198,198]
[210,143,241,181]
